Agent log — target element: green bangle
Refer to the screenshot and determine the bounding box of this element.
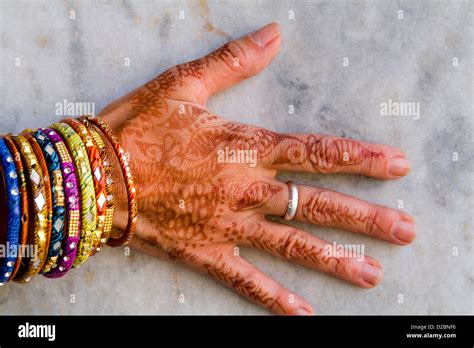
[50,123,97,267]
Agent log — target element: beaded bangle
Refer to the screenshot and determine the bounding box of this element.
[51,123,97,267]
[12,135,51,282]
[42,128,81,278]
[0,138,21,285]
[22,132,53,273]
[2,136,29,281]
[81,116,137,247]
[62,119,107,256]
[32,130,66,273]
[78,117,115,253]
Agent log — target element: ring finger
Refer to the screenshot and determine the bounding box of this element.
[253,180,416,245]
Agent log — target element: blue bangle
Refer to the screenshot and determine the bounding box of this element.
[33,130,66,273]
[0,138,21,285]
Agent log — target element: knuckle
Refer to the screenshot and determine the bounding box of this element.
[163,62,209,102]
[336,138,373,169]
[362,209,380,236]
[233,273,276,308]
[218,41,248,74]
[338,139,383,175]
[267,291,287,313]
[272,138,307,166]
[228,181,281,212]
[233,270,260,292]
[358,148,380,176]
[331,256,353,278]
[308,136,340,172]
[302,190,338,224]
[307,135,379,173]
[162,63,202,88]
[360,152,375,176]
[227,181,254,209]
[281,229,306,259]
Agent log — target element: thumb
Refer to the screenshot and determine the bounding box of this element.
[182,22,281,104]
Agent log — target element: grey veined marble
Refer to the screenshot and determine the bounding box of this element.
[0,0,472,314]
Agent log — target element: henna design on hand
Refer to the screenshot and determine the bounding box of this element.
[97,22,412,314]
[227,181,282,212]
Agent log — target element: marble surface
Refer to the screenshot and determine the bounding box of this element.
[0,0,472,315]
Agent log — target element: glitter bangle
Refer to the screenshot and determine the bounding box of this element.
[78,117,115,253]
[32,130,66,273]
[81,116,137,247]
[51,123,97,267]
[22,132,54,274]
[2,136,29,281]
[12,135,51,283]
[0,138,21,285]
[42,128,81,278]
[62,119,107,256]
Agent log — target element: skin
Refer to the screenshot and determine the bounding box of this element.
[99,23,416,315]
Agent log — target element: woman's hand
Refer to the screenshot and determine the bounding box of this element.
[99,22,415,315]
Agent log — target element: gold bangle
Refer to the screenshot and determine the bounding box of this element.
[22,132,55,273]
[51,123,97,267]
[61,119,107,256]
[12,135,51,283]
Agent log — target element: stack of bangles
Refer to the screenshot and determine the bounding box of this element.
[0,116,137,285]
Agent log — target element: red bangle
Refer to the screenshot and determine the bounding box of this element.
[79,116,138,246]
[77,117,115,252]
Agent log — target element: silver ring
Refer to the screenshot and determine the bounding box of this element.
[283,181,299,221]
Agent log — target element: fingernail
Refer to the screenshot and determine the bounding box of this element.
[291,308,313,316]
[361,263,383,286]
[249,22,280,48]
[388,157,410,176]
[394,220,416,243]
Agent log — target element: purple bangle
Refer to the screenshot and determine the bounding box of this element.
[42,128,81,278]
